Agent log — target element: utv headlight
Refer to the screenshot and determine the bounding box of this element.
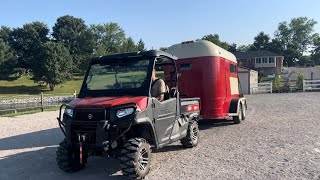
[64,107,74,117]
[116,107,134,118]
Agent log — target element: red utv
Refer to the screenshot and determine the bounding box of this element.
[56,50,200,179]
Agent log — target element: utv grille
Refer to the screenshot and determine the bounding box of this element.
[74,108,106,121]
[71,108,107,144]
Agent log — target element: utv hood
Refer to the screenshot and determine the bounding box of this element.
[70,96,148,110]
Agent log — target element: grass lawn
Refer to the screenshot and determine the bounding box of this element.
[0,75,84,100]
[0,69,161,100]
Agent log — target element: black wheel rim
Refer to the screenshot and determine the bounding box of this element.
[138,147,149,171]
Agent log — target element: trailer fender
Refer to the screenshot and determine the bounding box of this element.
[228,97,246,116]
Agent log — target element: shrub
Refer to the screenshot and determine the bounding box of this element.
[273,75,281,92]
[296,73,304,90]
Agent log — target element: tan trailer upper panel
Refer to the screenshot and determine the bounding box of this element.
[166,40,237,63]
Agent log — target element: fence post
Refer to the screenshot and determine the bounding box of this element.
[270,82,273,93]
[303,80,305,92]
[73,90,77,99]
[40,92,44,112]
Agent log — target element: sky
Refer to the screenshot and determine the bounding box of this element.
[1,0,320,49]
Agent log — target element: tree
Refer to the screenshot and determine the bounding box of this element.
[202,34,230,50]
[9,22,49,70]
[0,39,21,80]
[32,42,72,91]
[228,43,237,52]
[274,17,317,66]
[122,37,138,52]
[90,23,126,55]
[311,34,320,65]
[251,32,271,50]
[52,15,94,69]
[268,39,284,55]
[0,26,11,43]
[0,40,12,65]
[236,45,252,52]
[137,39,146,51]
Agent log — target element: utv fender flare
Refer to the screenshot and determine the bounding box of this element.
[228,97,246,116]
[132,117,158,147]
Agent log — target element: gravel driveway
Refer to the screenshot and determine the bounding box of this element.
[1,93,320,180]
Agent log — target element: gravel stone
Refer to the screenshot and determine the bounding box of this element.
[1,92,320,180]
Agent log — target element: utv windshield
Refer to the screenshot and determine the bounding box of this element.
[82,58,152,96]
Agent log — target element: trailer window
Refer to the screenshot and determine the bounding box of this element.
[179,63,192,70]
[230,64,237,74]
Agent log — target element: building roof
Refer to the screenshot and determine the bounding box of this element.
[166,40,237,63]
[234,50,281,59]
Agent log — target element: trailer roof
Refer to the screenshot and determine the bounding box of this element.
[167,40,237,63]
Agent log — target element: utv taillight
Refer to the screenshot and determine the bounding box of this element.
[186,104,200,112]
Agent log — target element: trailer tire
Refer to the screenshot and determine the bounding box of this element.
[233,104,243,124]
[120,138,151,179]
[242,103,246,120]
[56,139,87,173]
[181,120,199,148]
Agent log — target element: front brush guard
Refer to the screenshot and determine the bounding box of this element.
[57,104,69,137]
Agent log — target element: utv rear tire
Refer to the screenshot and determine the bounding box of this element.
[56,139,87,172]
[120,138,151,179]
[181,120,199,148]
[233,104,243,124]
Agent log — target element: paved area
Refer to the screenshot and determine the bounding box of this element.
[1,93,320,180]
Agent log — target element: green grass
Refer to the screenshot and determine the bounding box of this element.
[0,75,84,100]
[0,69,160,100]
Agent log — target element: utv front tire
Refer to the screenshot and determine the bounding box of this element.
[181,120,199,148]
[56,139,87,172]
[120,138,151,179]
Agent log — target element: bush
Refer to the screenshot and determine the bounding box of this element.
[273,75,281,92]
[296,73,304,90]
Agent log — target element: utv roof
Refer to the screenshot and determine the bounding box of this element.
[90,50,177,63]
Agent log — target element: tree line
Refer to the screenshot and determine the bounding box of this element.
[199,17,320,67]
[0,15,319,90]
[0,15,145,90]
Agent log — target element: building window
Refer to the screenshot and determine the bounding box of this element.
[269,57,275,63]
[256,58,261,63]
[230,64,237,74]
[262,57,268,63]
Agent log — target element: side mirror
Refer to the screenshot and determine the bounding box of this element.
[177,73,182,77]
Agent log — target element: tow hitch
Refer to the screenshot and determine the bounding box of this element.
[78,134,86,165]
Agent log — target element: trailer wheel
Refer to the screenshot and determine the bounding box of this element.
[242,103,246,120]
[233,104,243,124]
[120,138,151,179]
[181,120,199,148]
[56,139,87,172]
